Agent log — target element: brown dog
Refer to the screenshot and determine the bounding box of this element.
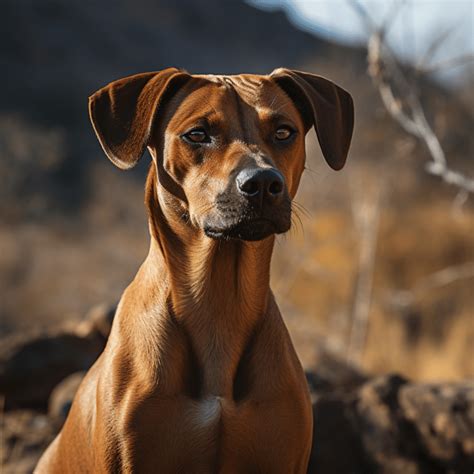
[36,68,353,473]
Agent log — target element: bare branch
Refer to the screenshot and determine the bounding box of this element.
[387,261,474,308]
[416,24,457,72]
[380,0,407,37]
[418,53,474,75]
[348,0,474,197]
[347,180,382,365]
[452,189,469,216]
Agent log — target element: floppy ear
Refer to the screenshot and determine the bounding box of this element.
[270,68,354,170]
[89,68,190,169]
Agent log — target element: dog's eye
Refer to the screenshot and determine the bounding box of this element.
[183,128,210,144]
[275,127,294,141]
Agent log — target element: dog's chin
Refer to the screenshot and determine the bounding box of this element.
[204,218,290,242]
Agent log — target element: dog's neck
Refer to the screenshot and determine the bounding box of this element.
[142,167,274,392]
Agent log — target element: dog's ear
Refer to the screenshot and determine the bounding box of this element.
[89,68,190,169]
[270,68,354,170]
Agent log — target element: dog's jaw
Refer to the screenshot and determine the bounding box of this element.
[203,216,290,241]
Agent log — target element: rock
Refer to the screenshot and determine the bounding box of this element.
[308,373,474,474]
[0,410,55,474]
[306,348,368,396]
[309,394,374,473]
[2,331,473,474]
[353,374,422,474]
[0,330,104,410]
[399,381,474,468]
[48,371,86,427]
[0,303,115,411]
[84,303,116,339]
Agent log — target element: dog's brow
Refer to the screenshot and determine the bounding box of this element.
[175,109,219,129]
[257,108,293,124]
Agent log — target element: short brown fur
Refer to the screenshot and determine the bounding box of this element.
[36,68,353,473]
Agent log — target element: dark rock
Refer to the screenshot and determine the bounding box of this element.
[399,382,474,471]
[0,329,104,410]
[306,348,368,395]
[48,371,86,427]
[2,367,473,474]
[307,373,474,474]
[0,410,55,474]
[83,303,116,340]
[308,394,374,474]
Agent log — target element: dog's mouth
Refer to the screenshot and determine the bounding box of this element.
[201,186,292,241]
[204,216,290,241]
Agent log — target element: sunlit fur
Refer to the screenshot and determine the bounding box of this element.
[36,72,339,473]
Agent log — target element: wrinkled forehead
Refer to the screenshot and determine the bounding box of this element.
[166,73,301,127]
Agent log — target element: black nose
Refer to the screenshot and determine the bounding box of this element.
[236,168,285,201]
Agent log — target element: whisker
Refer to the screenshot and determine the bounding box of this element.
[289,207,305,238]
[292,201,311,219]
[304,166,321,176]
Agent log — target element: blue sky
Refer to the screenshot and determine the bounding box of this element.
[249,0,473,83]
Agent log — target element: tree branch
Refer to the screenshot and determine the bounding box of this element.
[349,0,474,196]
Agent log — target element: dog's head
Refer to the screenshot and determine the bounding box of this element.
[89,68,354,241]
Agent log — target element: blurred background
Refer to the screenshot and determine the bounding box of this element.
[0,0,473,471]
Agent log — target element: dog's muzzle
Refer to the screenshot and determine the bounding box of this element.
[203,167,291,241]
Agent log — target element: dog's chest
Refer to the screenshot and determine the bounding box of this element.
[193,396,223,427]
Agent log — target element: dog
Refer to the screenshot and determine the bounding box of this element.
[35,67,353,473]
